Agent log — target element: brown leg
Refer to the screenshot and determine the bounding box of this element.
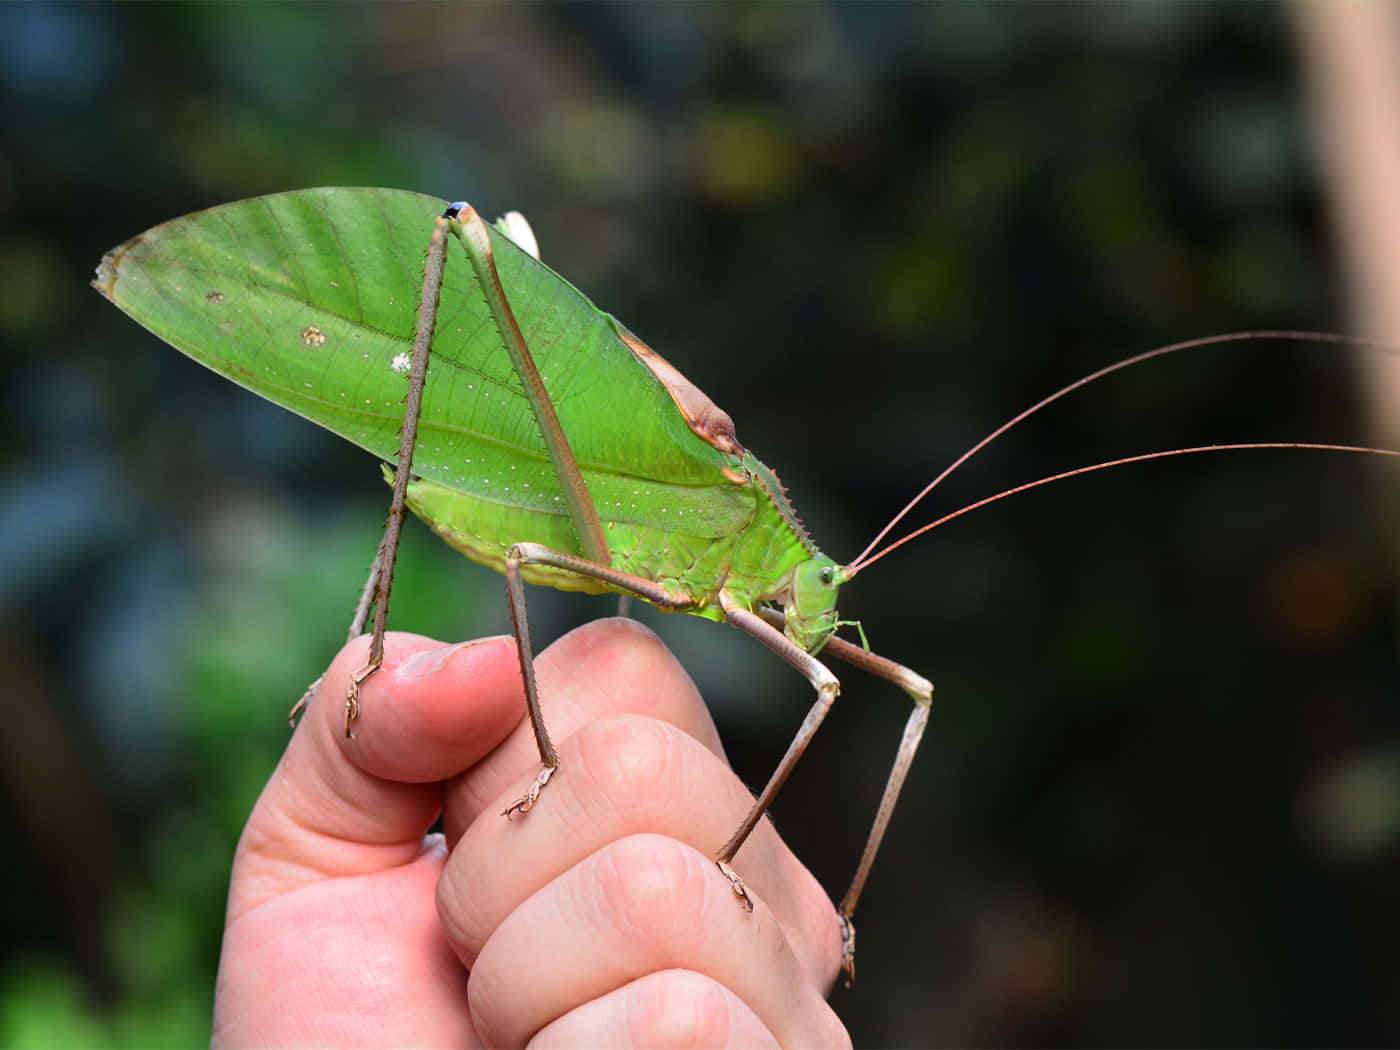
[340,213,452,737]
[713,595,842,912]
[498,542,696,817]
[289,216,451,733]
[758,607,933,986]
[500,552,559,818]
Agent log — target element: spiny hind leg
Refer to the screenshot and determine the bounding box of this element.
[501,541,697,818]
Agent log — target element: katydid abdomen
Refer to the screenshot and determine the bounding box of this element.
[401,469,755,607]
[401,445,831,631]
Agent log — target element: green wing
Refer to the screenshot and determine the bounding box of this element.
[95,187,752,549]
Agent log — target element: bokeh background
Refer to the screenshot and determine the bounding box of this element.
[4,3,1400,1046]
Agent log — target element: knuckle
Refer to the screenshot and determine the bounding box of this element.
[569,715,678,814]
[433,860,484,962]
[816,1002,855,1050]
[781,866,848,989]
[595,834,706,945]
[607,616,673,667]
[573,619,685,702]
[570,614,665,659]
[548,619,721,750]
[624,970,755,1050]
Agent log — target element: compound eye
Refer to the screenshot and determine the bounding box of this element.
[820,566,834,585]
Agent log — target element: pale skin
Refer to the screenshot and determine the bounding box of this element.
[211,618,851,1048]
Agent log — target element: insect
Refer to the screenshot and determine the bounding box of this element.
[93,187,1397,985]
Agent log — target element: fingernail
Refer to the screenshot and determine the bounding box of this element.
[400,639,490,679]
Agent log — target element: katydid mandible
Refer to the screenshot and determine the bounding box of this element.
[93,187,1400,986]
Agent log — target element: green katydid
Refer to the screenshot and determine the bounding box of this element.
[93,187,1399,985]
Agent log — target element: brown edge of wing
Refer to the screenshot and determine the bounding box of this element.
[613,322,748,459]
[93,232,145,300]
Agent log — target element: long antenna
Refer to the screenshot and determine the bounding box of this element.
[848,330,1392,568]
[846,442,1400,577]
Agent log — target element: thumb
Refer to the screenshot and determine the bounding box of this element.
[227,631,524,920]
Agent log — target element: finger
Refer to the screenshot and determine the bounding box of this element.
[528,970,779,1050]
[229,631,523,919]
[442,618,726,838]
[438,713,842,990]
[214,836,478,1049]
[328,634,520,785]
[466,834,850,1050]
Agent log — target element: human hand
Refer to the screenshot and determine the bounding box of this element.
[211,618,850,1048]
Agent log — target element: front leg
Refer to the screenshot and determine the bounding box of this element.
[758,606,933,985]
[714,595,843,912]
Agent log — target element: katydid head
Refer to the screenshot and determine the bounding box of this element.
[783,554,848,653]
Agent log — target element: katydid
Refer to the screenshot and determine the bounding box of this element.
[93,187,1399,986]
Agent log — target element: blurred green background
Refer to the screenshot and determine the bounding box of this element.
[4,2,1399,1046]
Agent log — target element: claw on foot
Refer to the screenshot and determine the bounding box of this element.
[838,912,856,988]
[288,675,323,729]
[716,860,754,912]
[345,661,377,739]
[503,764,556,819]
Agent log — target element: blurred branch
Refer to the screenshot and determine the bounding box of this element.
[1293,2,1400,447]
